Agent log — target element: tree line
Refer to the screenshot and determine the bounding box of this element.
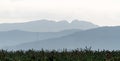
[0,48,120,61]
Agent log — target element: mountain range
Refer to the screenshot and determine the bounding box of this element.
[4,26,120,50]
[0,29,82,48]
[0,19,98,32]
[1,20,119,50]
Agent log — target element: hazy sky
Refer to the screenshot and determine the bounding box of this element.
[0,0,120,26]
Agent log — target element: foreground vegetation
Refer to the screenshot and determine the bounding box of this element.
[0,48,120,61]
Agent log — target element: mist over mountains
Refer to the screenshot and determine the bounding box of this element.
[1,19,119,50]
[0,20,98,32]
[0,19,99,48]
[0,29,81,48]
[6,26,120,50]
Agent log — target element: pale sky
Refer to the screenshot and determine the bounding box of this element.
[0,0,120,26]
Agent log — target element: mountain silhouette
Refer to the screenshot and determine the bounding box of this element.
[0,19,98,32]
[6,26,120,50]
[0,29,81,48]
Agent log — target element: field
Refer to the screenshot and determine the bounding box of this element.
[0,48,120,61]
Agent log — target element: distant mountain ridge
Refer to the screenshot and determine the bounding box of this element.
[6,26,120,50]
[0,29,81,48]
[0,19,98,32]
